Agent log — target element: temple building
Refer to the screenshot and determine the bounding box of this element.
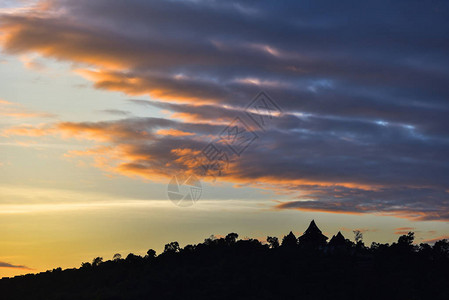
[298,220,328,247]
[328,231,347,247]
[328,231,353,254]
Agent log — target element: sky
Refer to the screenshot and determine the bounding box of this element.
[0,0,448,277]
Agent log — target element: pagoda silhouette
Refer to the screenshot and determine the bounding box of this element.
[328,231,346,247]
[298,220,328,247]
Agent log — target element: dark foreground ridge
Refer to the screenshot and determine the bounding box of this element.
[1,220,448,300]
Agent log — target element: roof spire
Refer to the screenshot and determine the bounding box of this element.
[298,220,328,246]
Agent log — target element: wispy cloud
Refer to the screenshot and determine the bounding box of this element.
[0,99,56,119]
[394,227,415,235]
[0,261,32,270]
[422,235,449,244]
[97,109,132,117]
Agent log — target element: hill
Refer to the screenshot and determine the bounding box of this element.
[1,221,448,300]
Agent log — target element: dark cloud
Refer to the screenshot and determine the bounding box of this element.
[1,0,448,220]
[0,261,32,270]
[274,186,449,221]
[98,109,132,117]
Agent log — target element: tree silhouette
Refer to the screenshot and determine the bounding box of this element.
[225,233,239,244]
[353,230,363,243]
[398,232,414,246]
[92,257,103,267]
[183,244,196,253]
[146,249,156,259]
[204,235,216,245]
[267,236,279,248]
[433,239,449,256]
[163,241,180,253]
[125,253,142,263]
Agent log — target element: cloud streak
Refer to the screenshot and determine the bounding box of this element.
[0,261,32,270]
[0,99,56,119]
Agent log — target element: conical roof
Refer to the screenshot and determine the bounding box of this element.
[329,231,346,246]
[298,220,328,244]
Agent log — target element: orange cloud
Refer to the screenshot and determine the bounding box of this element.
[227,175,383,192]
[1,124,54,137]
[274,201,449,222]
[0,16,127,70]
[3,114,448,222]
[0,99,55,119]
[380,210,449,222]
[422,235,449,244]
[0,12,233,105]
[156,129,195,137]
[56,122,152,142]
[394,227,415,235]
[170,112,230,125]
[75,69,219,104]
[274,205,366,216]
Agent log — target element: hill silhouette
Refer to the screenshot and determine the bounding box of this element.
[1,220,448,300]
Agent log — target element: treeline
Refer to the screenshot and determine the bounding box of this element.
[1,230,448,299]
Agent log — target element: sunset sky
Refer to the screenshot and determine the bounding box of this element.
[1,0,448,277]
